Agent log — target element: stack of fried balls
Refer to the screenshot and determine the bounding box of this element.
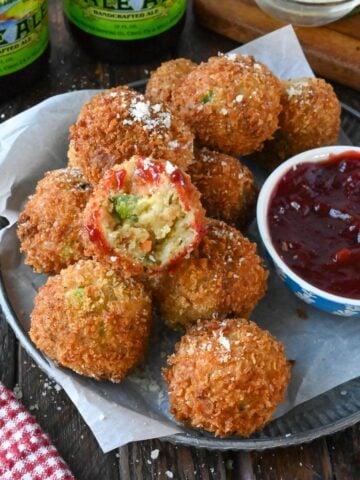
[17,53,340,438]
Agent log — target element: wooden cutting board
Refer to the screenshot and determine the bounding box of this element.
[194,0,360,91]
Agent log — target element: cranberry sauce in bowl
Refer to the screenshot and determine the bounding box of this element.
[267,149,360,300]
[256,145,360,319]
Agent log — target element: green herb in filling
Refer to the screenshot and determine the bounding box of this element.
[73,287,84,299]
[112,194,139,221]
[60,244,74,259]
[200,89,215,104]
[66,287,85,308]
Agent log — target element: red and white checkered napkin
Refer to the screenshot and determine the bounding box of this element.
[0,382,75,480]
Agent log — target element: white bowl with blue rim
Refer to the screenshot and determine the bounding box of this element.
[257,145,360,318]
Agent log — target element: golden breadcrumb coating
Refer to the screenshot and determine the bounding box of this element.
[17,167,92,274]
[164,318,291,437]
[145,58,197,105]
[189,147,258,228]
[30,259,152,382]
[68,86,194,184]
[151,219,268,330]
[172,54,282,155]
[83,156,206,276]
[254,78,341,170]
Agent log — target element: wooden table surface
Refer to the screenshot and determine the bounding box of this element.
[1,1,360,479]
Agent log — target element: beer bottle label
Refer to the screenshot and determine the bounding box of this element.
[0,0,48,76]
[64,0,187,41]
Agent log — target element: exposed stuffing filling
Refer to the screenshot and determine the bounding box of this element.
[105,181,195,267]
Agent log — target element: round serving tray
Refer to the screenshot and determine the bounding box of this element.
[0,86,359,451]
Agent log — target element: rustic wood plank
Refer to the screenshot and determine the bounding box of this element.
[327,14,360,39]
[0,311,16,389]
[233,451,255,480]
[119,439,231,479]
[18,348,120,480]
[327,424,360,479]
[250,439,333,479]
[0,216,17,390]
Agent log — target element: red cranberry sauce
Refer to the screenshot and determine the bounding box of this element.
[268,151,360,299]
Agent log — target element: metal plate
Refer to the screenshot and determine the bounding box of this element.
[0,93,359,451]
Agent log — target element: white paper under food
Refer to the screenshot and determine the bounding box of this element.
[1,26,359,453]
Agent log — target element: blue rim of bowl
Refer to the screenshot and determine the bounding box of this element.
[256,145,360,309]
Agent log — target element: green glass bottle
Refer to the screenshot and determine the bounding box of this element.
[64,0,187,64]
[0,0,49,101]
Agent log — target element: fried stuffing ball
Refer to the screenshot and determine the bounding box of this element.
[151,219,268,330]
[29,259,152,382]
[188,147,258,228]
[255,78,341,170]
[17,167,92,274]
[145,58,197,106]
[83,156,206,276]
[172,54,282,156]
[164,318,291,437]
[68,86,194,184]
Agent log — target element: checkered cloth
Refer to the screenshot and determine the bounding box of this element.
[0,382,74,480]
